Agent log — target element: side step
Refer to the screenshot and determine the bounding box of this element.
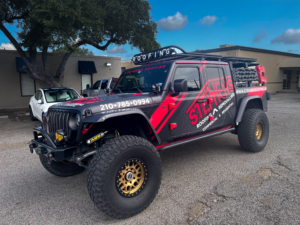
[157,127,235,151]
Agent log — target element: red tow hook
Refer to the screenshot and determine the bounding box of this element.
[82,123,94,134]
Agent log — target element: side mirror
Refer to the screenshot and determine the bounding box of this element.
[37,99,43,104]
[174,79,188,92]
[86,84,90,89]
[151,83,161,93]
[105,88,111,94]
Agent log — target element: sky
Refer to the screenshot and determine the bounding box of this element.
[1,0,300,60]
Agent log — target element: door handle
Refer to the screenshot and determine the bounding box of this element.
[197,98,207,103]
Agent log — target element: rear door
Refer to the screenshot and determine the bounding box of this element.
[203,65,236,130]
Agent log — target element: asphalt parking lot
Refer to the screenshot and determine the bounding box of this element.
[0,92,300,225]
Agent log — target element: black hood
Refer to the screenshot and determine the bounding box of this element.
[49,93,154,115]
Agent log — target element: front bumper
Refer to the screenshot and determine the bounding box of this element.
[29,126,78,161]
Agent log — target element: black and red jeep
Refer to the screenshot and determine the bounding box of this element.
[29,46,270,219]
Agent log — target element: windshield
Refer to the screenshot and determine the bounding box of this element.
[113,63,171,93]
[44,89,80,103]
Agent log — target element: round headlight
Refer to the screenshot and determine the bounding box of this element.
[69,113,81,130]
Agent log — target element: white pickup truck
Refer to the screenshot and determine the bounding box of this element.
[82,78,118,97]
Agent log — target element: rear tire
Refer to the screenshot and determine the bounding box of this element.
[29,106,37,121]
[238,109,269,152]
[39,155,85,177]
[87,136,162,219]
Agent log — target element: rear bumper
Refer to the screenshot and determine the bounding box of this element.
[29,126,78,161]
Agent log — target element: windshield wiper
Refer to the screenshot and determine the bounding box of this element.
[117,88,123,93]
[130,86,143,93]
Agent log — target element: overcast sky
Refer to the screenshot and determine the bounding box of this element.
[1,0,300,59]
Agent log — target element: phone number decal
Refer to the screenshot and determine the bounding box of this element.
[100,98,151,111]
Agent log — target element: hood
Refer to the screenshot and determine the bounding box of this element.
[50,93,153,115]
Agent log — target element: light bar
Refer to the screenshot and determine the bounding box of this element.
[132,46,181,63]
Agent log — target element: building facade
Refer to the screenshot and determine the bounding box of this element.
[197,45,300,93]
[0,50,121,109]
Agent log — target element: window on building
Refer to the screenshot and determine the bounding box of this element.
[206,67,226,89]
[82,74,92,90]
[174,67,200,91]
[20,73,35,96]
[121,67,126,73]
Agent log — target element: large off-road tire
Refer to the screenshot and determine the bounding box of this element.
[238,109,269,152]
[39,155,85,177]
[87,136,162,219]
[29,106,37,121]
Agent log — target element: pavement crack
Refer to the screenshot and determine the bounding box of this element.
[276,161,291,171]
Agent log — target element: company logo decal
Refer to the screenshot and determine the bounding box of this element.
[187,76,235,131]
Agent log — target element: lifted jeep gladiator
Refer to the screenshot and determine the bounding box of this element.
[29,46,270,219]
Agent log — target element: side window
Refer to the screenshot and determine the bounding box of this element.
[174,67,200,91]
[93,81,100,89]
[101,80,109,89]
[35,90,41,100]
[206,67,226,89]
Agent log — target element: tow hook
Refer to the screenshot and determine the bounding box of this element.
[34,147,47,155]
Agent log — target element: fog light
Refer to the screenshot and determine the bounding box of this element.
[55,132,64,142]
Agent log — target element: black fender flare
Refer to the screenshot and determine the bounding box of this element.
[82,108,161,144]
[236,96,263,123]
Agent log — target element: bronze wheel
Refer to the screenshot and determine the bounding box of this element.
[116,158,147,197]
[256,123,263,140]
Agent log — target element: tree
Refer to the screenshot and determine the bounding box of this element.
[0,0,160,87]
[52,46,94,56]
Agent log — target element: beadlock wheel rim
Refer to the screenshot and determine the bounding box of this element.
[256,123,263,140]
[116,158,147,197]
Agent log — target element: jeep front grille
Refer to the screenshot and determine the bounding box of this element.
[47,110,71,134]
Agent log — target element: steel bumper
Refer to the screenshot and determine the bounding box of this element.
[29,126,77,161]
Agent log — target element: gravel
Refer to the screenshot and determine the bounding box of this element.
[0,92,299,225]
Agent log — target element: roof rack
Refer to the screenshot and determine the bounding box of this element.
[131,46,258,66]
[132,45,222,65]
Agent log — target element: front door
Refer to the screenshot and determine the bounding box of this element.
[283,70,292,89]
[168,66,205,137]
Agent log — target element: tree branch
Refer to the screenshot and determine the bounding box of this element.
[55,52,71,84]
[76,35,117,51]
[0,22,31,66]
[42,45,49,72]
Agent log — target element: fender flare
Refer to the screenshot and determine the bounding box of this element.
[236,96,263,123]
[82,108,161,144]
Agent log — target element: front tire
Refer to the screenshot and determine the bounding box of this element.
[39,155,85,177]
[87,136,162,219]
[238,109,269,152]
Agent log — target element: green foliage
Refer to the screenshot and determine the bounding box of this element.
[52,46,94,56]
[1,0,160,52]
[0,0,160,86]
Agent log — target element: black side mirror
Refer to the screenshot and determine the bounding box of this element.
[86,84,90,89]
[151,83,161,93]
[174,79,188,92]
[105,88,111,94]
